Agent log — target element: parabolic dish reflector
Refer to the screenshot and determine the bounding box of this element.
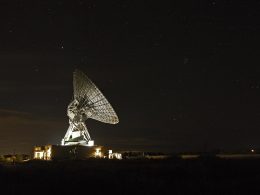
[73,69,119,124]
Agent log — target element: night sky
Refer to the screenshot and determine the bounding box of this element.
[0,0,260,154]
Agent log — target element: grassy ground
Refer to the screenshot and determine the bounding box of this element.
[1,158,260,194]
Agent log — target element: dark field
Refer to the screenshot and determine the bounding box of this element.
[1,158,260,195]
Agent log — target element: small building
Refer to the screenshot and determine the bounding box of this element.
[33,145,105,161]
[1,154,30,162]
[108,150,122,160]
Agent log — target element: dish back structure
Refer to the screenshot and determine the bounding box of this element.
[61,69,119,146]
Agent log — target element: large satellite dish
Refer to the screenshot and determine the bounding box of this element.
[61,69,119,146]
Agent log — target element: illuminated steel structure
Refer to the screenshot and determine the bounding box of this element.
[61,69,119,146]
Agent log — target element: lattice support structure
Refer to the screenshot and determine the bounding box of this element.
[61,69,119,146]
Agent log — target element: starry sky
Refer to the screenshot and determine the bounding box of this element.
[0,0,260,154]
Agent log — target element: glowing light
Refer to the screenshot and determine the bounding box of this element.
[251,149,255,153]
[108,150,113,159]
[88,140,94,146]
[46,146,52,160]
[34,151,44,159]
[114,153,122,160]
[34,145,52,160]
[95,148,102,157]
[108,150,122,160]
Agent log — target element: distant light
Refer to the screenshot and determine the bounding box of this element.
[95,148,102,157]
[108,150,113,159]
[46,146,52,160]
[108,151,122,160]
[251,149,255,153]
[34,151,44,159]
[115,153,122,160]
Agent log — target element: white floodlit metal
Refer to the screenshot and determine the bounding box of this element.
[61,69,119,146]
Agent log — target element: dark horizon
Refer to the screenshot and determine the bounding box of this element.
[0,1,260,154]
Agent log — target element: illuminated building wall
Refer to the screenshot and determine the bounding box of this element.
[33,145,106,160]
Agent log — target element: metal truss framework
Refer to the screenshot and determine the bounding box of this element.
[61,69,119,146]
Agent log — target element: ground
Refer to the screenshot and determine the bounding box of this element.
[1,158,260,194]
